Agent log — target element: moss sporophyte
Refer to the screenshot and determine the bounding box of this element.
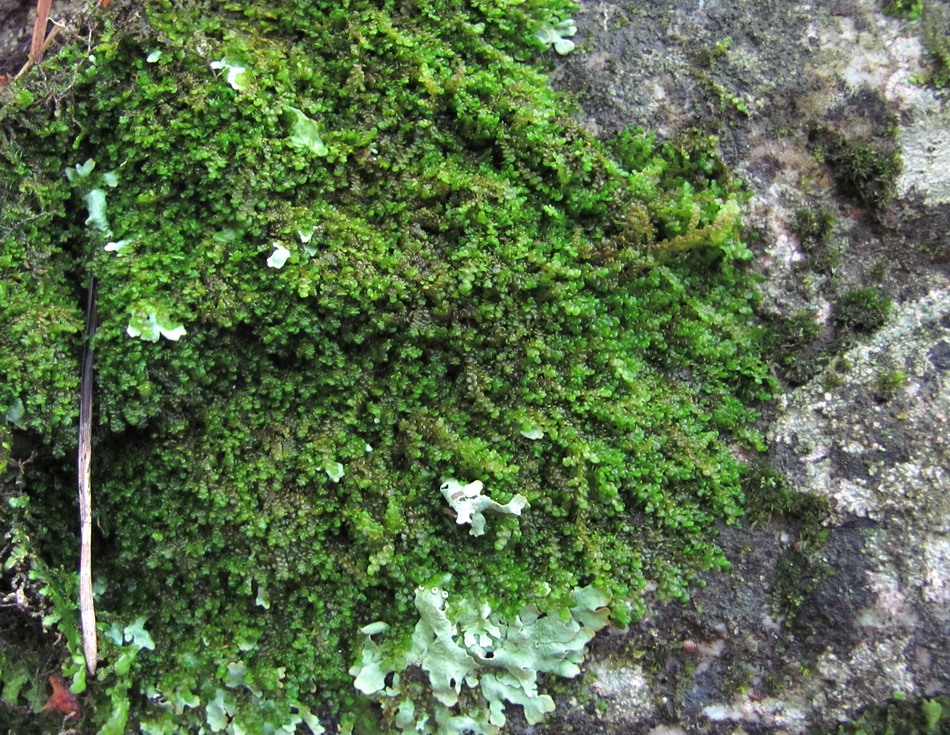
[0,0,771,731]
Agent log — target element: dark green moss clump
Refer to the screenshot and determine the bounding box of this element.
[742,463,831,623]
[1,0,771,730]
[832,287,892,333]
[810,127,901,216]
[791,205,839,275]
[873,368,908,402]
[767,309,824,386]
[792,206,834,250]
[882,0,923,19]
[825,695,950,735]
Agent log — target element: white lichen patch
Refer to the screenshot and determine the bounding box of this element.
[814,2,927,111]
[439,479,528,537]
[897,91,950,205]
[859,568,918,629]
[816,637,917,709]
[589,661,653,722]
[702,695,807,730]
[769,288,950,526]
[922,535,950,608]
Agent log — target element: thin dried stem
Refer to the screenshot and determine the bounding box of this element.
[30,0,54,62]
[17,14,63,79]
[78,276,97,676]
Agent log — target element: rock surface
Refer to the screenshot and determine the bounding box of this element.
[535,0,949,732]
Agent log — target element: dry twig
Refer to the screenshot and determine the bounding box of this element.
[30,0,54,62]
[78,276,97,675]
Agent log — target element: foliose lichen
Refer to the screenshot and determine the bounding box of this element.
[350,583,610,733]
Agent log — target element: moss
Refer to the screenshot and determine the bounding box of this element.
[811,128,901,217]
[873,369,908,402]
[0,469,83,732]
[920,0,950,88]
[791,205,840,275]
[882,0,924,18]
[792,206,834,250]
[869,259,888,283]
[823,355,854,391]
[767,309,824,385]
[766,279,892,391]
[824,695,950,735]
[742,463,831,624]
[0,424,10,474]
[832,287,892,334]
[742,463,829,550]
[0,0,771,729]
[687,38,754,120]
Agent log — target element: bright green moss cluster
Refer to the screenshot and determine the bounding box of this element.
[1,0,771,730]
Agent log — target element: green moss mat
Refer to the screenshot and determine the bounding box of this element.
[1,1,771,730]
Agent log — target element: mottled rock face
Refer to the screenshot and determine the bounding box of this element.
[767,290,950,721]
[0,0,34,74]
[772,291,949,528]
[899,93,950,206]
[538,0,949,732]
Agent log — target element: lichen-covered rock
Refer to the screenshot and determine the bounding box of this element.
[536,0,949,732]
[763,288,950,727]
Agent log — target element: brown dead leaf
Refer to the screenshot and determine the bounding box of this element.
[43,673,80,719]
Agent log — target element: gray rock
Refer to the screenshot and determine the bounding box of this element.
[535,0,950,731]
